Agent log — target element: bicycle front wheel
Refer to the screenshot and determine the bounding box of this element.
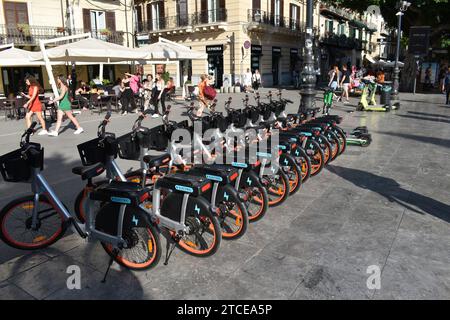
[0,195,66,250]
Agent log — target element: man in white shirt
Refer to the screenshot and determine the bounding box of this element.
[243,68,253,92]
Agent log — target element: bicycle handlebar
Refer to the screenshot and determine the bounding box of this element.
[98,112,112,138]
[21,121,37,146]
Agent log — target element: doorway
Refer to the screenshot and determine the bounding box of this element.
[272,46,281,86]
[206,45,224,88]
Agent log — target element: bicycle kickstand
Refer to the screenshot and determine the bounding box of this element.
[161,228,179,266]
[101,248,118,283]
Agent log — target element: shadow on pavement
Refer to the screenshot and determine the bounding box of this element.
[327,165,450,224]
[395,114,450,125]
[407,111,450,119]
[375,131,450,149]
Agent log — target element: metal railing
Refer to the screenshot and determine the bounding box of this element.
[320,32,363,50]
[247,9,306,32]
[137,9,227,33]
[0,24,124,45]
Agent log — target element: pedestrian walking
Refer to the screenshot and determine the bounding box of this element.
[21,76,48,135]
[197,74,215,117]
[442,66,450,105]
[47,75,84,136]
[124,72,140,113]
[339,65,351,104]
[120,74,138,115]
[252,69,262,91]
[150,73,166,118]
[243,68,253,92]
[328,65,340,100]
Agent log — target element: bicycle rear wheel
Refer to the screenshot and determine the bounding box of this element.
[99,204,161,270]
[0,195,66,250]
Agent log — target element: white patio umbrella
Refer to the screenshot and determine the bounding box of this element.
[30,38,148,63]
[31,34,149,97]
[0,47,50,66]
[136,37,207,60]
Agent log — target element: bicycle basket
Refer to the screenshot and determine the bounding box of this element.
[117,132,140,160]
[148,125,169,151]
[0,143,43,182]
[213,114,229,133]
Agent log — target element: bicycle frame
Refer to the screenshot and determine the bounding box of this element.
[29,167,128,248]
[86,147,192,235]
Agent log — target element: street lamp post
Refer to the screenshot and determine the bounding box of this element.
[391,0,411,106]
[298,0,317,115]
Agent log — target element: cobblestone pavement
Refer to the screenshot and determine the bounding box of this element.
[0,89,449,299]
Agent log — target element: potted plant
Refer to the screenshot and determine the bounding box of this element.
[100,28,111,36]
[17,23,31,36]
[162,71,170,83]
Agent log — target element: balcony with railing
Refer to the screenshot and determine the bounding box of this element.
[137,9,227,34]
[0,24,125,46]
[320,32,363,50]
[247,9,307,36]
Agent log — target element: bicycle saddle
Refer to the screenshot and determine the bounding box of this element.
[72,163,105,180]
[143,153,171,168]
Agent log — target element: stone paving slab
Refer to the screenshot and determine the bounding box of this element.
[0,91,449,299]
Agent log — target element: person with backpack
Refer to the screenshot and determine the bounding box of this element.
[442,66,450,105]
[197,74,216,116]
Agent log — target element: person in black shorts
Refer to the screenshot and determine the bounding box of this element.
[339,65,351,104]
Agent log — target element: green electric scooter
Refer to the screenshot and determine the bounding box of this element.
[322,87,334,115]
[320,89,372,148]
[346,126,372,147]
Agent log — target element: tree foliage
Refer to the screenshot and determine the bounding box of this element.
[322,0,450,46]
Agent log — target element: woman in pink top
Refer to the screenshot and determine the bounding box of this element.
[125,72,141,94]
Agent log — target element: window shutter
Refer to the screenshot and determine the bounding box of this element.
[106,11,116,31]
[159,1,165,18]
[82,9,91,32]
[296,5,300,28]
[280,0,284,19]
[146,3,152,29]
[201,0,207,12]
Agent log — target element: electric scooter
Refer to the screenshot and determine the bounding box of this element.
[346,126,372,147]
[356,79,390,112]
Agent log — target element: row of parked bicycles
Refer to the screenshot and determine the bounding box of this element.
[0,90,348,281]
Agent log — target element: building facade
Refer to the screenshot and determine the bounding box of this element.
[0,0,134,95]
[317,3,378,81]
[134,0,319,87]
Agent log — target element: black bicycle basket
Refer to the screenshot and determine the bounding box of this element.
[0,143,44,182]
[117,132,140,160]
[246,108,260,123]
[148,125,169,151]
[77,133,117,166]
[261,104,272,120]
[213,114,229,133]
[228,110,247,128]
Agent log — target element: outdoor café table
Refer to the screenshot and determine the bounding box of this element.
[3,99,17,120]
